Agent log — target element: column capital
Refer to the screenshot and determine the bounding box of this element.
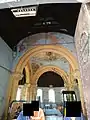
[30,81,37,87]
[72,69,81,79]
[24,83,31,87]
[11,72,23,80]
[31,84,37,88]
[19,85,24,88]
[64,81,77,90]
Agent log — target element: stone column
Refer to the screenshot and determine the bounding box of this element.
[20,83,32,102]
[26,83,31,102]
[64,81,71,91]
[73,70,87,117]
[78,78,87,117]
[29,83,37,101]
[68,64,75,91]
[11,72,23,101]
[20,85,27,100]
[32,84,37,101]
[74,85,80,101]
[29,85,33,102]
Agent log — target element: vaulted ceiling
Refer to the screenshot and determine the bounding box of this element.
[0,3,81,49]
[30,51,69,73]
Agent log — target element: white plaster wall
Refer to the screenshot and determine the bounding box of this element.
[37,87,80,103]
[0,37,12,118]
[37,87,65,103]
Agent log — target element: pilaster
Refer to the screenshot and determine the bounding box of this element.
[73,69,87,117]
[29,82,37,101]
[11,72,23,101]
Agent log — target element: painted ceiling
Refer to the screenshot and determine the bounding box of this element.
[23,32,77,74]
[17,32,77,58]
[30,51,69,74]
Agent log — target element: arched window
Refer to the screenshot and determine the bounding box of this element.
[61,88,66,102]
[48,89,55,103]
[37,89,43,102]
[16,87,21,100]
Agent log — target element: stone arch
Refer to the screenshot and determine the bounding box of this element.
[5,45,80,118]
[32,65,69,85]
[31,65,69,101]
[4,43,85,120]
[11,45,79,100]
[14,45,78,73]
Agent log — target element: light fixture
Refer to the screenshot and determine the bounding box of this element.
[11,6,38,17]
[76,0,86,2]
[0,0,19,4]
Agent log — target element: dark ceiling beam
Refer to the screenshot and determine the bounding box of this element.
[0,3,81,49]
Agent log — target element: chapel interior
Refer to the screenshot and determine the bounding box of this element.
[0,0,90,120]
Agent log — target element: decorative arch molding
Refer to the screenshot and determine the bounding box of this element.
[13,32,76,69]
[4,45,79,118]
[24,62,31,84]
[14,45,78,73]
[32,65,69,84]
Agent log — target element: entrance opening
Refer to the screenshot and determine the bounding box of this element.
[37,71,64,103]
[37,71,64,87]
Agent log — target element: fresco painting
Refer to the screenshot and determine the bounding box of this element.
[16,32,76,58]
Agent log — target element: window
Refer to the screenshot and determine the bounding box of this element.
[37,89,43,102]
[48,89,55,102]
[61,88,66,102]
[16,87,21,100]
